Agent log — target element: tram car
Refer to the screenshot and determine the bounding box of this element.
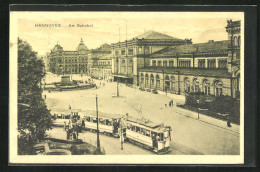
[79,110,124,137]
[124,116,172,154]
[50,108,82,127]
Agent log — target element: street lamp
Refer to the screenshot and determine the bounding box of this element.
[196,99,200,119]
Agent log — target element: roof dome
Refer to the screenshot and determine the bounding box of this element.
[77,38,88,51]
[52,43,63,52]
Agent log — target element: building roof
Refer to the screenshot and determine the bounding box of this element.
[76,38,88,51]
[91,43,112,53]
[50,108,82,114]
[151,40,230,57]
[126,116,163,129]
[139,67,231,78]
[79,110,124,119]
[52,44,63,52]
[133,31,183,40]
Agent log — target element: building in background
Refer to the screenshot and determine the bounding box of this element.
[48,38,88,75]
[139,20,240,98]
[111,31,192,85]
[88,43,113,80]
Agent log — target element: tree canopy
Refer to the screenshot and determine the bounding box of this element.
[18,38,53,155]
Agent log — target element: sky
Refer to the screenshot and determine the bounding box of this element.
[15,12,242,56]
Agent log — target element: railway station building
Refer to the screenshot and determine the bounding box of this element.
[111,31,192,85]
[138,20,241,98]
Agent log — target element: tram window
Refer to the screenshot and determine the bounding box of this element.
[93,118,97,123]
[132,126,135,131]
[146,130,150,137]
[127,124,131,130]
[136,127,140,133]
[107,119,112,126]
[159,133,163,141]
[140,128,145,135]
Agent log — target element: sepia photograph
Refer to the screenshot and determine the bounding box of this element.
[9,11,244,164]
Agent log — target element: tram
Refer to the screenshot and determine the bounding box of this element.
[50,108,82,127]
[124,116,172,154]
[79,110,124,137]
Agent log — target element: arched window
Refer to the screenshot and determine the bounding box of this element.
[184,77,190,93]
[150,74,154,86]
[145,74,149,86]
[171,76,175,91]
[238,36,241,46]
[233,36,237,46]
[214,80,223,96]
[156,74,160,89]
[203,79,210,95]
[193,78,199,92]
[165,75,170,80]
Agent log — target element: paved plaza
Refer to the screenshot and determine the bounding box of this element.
[44,73,240,155]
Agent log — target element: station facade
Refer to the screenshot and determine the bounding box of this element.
[138,20,241,98]
[111,31,192,85]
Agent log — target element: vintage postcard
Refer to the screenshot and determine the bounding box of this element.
[9,11,244,164]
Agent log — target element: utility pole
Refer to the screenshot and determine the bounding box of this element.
[120,118,123,150]
[116,27,120,97]
[96,94,101,152]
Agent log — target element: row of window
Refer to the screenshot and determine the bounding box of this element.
[232,36,241,46]
[151,59,227,68]
[61,64,86,67]
[126,123,164,141]
[98,61,111,65]
[85,116,115,126]
[115,48,134,55]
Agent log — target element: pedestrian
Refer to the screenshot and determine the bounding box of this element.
[165,104,167,108]
[227,115,232,127]
[48,90,51,93]
[169,101,171,107]
[44,95,46,100]
[69,105,71,109]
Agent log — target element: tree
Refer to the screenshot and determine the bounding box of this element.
[18,38,53,155]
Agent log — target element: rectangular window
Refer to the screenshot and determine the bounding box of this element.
[163,61,167,67]
[115,50,119,55]
[156,80,160,88]
[152,60,156,66]
[128,49,133,55]
[121,50,125,55]
[157,61,162,67]
[198,59,205,68]
[169,61,174,67]
[151,79,154,86]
